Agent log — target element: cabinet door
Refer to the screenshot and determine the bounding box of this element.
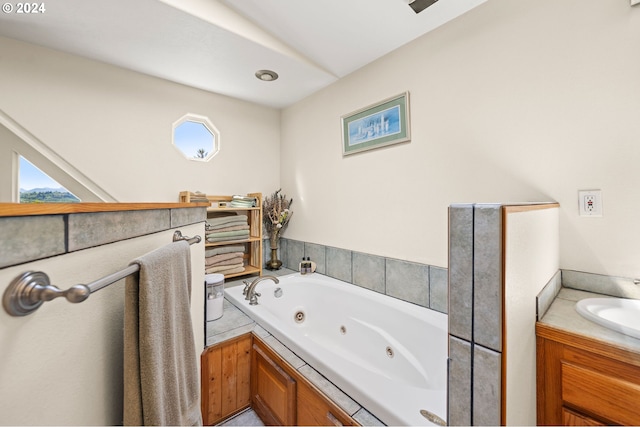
[297,379,357,426]
[201,334,252,425]
[251,341,296,425]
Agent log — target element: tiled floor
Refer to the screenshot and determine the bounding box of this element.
[218,409,264,426]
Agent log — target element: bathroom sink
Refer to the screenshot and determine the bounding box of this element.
[575,297,640,340]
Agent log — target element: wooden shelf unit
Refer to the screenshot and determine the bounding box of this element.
[179,192,263,279]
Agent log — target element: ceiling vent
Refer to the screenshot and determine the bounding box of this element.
[408,0,439,14]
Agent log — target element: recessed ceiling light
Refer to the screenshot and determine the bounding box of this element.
[255,70,279,81]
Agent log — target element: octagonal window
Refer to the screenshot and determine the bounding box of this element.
[172,114,219,162]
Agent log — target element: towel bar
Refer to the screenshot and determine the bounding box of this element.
[2,230,201,317]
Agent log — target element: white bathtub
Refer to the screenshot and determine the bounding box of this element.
[225,273,448,426]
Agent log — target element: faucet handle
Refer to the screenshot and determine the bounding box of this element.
[249,293,261,305]
[242,280,252,295]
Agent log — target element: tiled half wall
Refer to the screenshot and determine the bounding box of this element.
[264,237,448,314]
[1,207,206,269]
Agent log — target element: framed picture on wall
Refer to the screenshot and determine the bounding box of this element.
[341,91,411,156]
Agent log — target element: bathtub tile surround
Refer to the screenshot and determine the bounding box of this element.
[298,365,361,416]
[326,246,353,283]
[352,251,385,293]
[352,408,385,427]
[304,242,327,274]
[386,258,429,307]
[276,237,448,314]
[283,238,303,272]
[208,270,295,346]
[0,207,206,269]
[263,334,306,369]
[206,299,255,346]
[429,266,448,313]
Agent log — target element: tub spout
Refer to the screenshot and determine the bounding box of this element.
[245,275,279,305]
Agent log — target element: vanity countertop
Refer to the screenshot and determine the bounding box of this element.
[538,287,640,354]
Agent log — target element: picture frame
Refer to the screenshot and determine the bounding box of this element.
[341,91,410,156]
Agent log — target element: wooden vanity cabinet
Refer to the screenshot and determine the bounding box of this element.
[251,335,359,426]
[201,333,252,425]
[536,323,640,426]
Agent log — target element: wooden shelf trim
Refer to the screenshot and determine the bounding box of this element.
[205,237,262,247]
[0,202,207,217]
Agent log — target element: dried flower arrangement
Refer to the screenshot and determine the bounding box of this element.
[263,189,293,247]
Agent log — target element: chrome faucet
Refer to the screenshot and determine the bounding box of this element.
[245,275,279,305]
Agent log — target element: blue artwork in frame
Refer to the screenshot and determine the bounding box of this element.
[341,92,410,156]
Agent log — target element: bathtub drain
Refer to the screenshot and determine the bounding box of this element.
[420,409,446,426]
[294,310,305,324]
[386,346,394,358]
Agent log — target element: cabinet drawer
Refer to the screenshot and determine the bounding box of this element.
[562,361,640,425]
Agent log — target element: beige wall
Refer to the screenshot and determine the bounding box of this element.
[280,0,640,278]
[0,36,281,202]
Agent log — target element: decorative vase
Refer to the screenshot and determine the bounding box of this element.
[266,232,282,270]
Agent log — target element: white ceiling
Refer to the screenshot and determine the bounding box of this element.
[0,0,486,108]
